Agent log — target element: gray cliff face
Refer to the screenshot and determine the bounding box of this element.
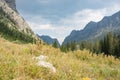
[5,0,16,10]
[0,0,35,36]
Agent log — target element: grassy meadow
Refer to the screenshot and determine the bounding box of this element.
[0,37,120,80]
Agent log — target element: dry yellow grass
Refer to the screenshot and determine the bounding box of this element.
[0,37,120,80]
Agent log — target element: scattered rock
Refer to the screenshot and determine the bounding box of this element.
[33,55,56,73]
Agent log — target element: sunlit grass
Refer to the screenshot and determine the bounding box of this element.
[0,37,120,80]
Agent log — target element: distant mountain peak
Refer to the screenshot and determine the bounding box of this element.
[71,30,79,34]
[89,21,96,23]
[38,35,60,46]
[63,10,120,44]
[112,10,120,16]
[86,21,96,25]
[84,21,96,30]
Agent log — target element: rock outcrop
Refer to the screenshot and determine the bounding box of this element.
[0,0,34,36]
[5,0,16,10]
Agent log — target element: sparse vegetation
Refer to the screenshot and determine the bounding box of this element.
[0,37,120,80]
[0,7,36,43]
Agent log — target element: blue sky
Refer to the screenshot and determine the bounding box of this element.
[16,0,120,44]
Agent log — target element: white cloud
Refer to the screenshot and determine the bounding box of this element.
[60,4,120,30]
[28,21,72,44]
[29,22,55,30]
[37,0,50,3]
[25,4,120,44]
[36,0,58,4]
[60,9,105,30]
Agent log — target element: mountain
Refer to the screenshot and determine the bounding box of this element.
[39,35,60,46]
[63,10,120,44]
[0,0,37,43]
[5,0,16,10]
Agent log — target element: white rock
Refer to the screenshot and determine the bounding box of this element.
[34,55,56,73]
[35,55,47,61]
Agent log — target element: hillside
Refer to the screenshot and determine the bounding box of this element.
[5,0,16,10]
[0,0,37,43]
[39,35,60,46]
[0,37,120,80]
[0,0,120,80]
[63,10,120,44]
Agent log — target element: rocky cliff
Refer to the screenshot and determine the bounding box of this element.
[0,0,34,36]
[5,0,16,10]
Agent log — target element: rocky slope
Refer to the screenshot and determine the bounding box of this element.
[63,10,120,44]
[0,0,34,36]
[5,0,16,10]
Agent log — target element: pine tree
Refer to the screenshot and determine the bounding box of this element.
[71,41,77,51]
[52,40,58,48]
[66,42,71,51]
[60,44,67,52]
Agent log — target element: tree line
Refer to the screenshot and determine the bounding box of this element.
[60,32,120,58]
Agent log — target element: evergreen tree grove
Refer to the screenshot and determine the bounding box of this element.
[60,32,120,58]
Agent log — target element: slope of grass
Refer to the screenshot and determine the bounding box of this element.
[0,37,120,80]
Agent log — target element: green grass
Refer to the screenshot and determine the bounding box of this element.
[0,37,120,80]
